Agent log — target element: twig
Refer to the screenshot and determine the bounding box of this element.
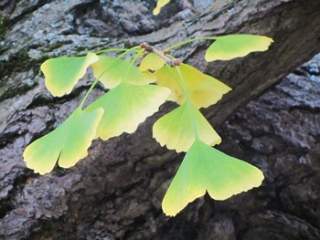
[140,42,182,67]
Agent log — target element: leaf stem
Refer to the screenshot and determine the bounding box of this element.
[79,78,100,109]
[175,67,190,99]
[175,67,200,140]
[165,36,216,52]
[121,50,142,84]
[96,48,128,55]
[118,46,141,59]
[140,42,182,66]
[79,46,142,109]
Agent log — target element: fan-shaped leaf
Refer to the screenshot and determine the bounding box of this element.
[155,64,231,108]
[87,83,170,140]
[205,34,273,62]
[162,140,264,216]
[41,52,99,97]
[140,53,165,72]
[92,56,152,88]
[153,102,221,152]
[153,0,170,15]
[23,108,104,174]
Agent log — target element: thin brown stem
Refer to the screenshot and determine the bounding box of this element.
[140,42,182,67]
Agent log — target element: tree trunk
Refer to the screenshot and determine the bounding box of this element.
[0,0,320,239]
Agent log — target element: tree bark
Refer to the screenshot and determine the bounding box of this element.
[0,0,320,239]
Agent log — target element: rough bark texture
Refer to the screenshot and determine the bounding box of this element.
[0,0,320,239]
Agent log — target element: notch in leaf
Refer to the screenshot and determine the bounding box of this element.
[87,83,170,141]
[162,140,264,216]
[41,52,99,97]
[23,108,104,174]
[153,102,221,153]
[155,64,231,108]
[205,34,274,62]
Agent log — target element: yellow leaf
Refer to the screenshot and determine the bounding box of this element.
[162,140,264,216]
[205,34,274,61]
[92,56,152,89]
[153,102,221,152]
[155,64,231,108]
[141,71,158,83]
[41,52,99,97]
[23,108,103,174]
[140,53,165,72]
[153,0,171,15]
[87,83,170,140]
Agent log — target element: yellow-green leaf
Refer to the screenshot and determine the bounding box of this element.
[162,140,264,216]
[41,52,99,97]
[92,56,152,88]
[23,108,104,174]
[155,64,231,108]
[153,102,221,152]
[153,0,170,15]
[205,34,273,61]
[87,83,170,140]
[140,53,165,72]
[141,71,157,83]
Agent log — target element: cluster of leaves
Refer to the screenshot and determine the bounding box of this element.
[24,34,273,216]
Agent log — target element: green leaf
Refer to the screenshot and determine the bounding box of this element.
[155,64,231,108]
[153,102,221,152]
[41,52,99,97]
[153,0,171,15]
[92,56,152,88]
[205,34,273,61]
[87,83,170,140]
[140,53,165,72]
[162,140,264,216]
[23,108,104,174]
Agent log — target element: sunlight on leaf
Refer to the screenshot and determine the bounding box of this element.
[205,34,273,61]
[155,64,231,108]
[162,140,264,216]
[140,53,165,72]
[153,0,171,15]
[41,52,99,97]
[92,56,152,88]
[153,102,221,152]
[23,108,104,174]
[87,83,170,140]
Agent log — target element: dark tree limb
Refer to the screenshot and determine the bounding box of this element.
[0,0,320,239]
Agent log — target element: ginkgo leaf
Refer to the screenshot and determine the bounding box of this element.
[142,71,157,83]
[23,108,104,174]
[92,56,152,88]
[162,140,264,216]
[155,64,231,108]
[41,52,99,97]
[205,34,273,61]
[87,83,170,140]
[153,0,170,15]
[153,102,221,152]
[140,53,165,72]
